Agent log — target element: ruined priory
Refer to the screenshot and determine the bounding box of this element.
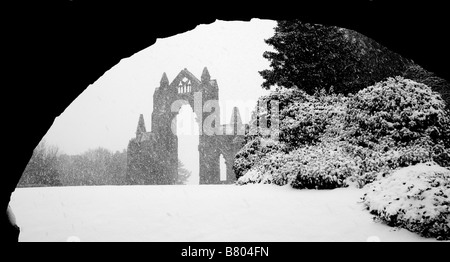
[126,67,246,185]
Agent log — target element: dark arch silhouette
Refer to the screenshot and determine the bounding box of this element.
[3,2,448,243]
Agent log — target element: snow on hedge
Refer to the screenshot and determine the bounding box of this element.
[237,142,357,189]
[235,77,450,189]
[362,163,450,240]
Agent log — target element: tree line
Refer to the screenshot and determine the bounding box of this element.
[17,140,191,187]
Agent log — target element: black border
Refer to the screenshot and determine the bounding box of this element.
[4,0,449,252]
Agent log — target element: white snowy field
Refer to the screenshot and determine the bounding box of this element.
[10,184,440,242]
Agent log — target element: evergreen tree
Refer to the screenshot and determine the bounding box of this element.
[260,20,412,94]
[176,160,191,185]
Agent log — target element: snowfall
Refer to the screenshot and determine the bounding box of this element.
[10,184,442,242]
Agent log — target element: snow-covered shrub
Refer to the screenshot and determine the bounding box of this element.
[245,87,346,148]
[362,163,450,240]
[279,90,347,149]
[238,142,358,189]
[244,87,310,146]
[233,137,285,180]
[255,87,310,114]
[235,153,296,186]
[342,143,437,186]
[402,64,450,110]
[289,142,357,189]
[254,151,297,186]
[236,152,296,186]
[344,77,450,167]
[235,77,450,189]
[235,88,312,179]
[235,167,269,185]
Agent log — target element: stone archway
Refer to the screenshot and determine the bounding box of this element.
[126,67,245,185]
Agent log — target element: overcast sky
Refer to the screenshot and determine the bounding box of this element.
[42,19,277,181]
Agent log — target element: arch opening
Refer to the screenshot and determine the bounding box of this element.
[176,104,199,185]
[219,154,227,182]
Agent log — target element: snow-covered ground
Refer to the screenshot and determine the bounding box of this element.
[10,184,440,242]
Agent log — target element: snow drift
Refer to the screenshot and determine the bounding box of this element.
[362,163,450,240]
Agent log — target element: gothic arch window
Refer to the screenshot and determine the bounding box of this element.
[187,80,191,92]
[177,77,193,94]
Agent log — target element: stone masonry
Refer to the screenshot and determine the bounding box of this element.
[126,67,246,184]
